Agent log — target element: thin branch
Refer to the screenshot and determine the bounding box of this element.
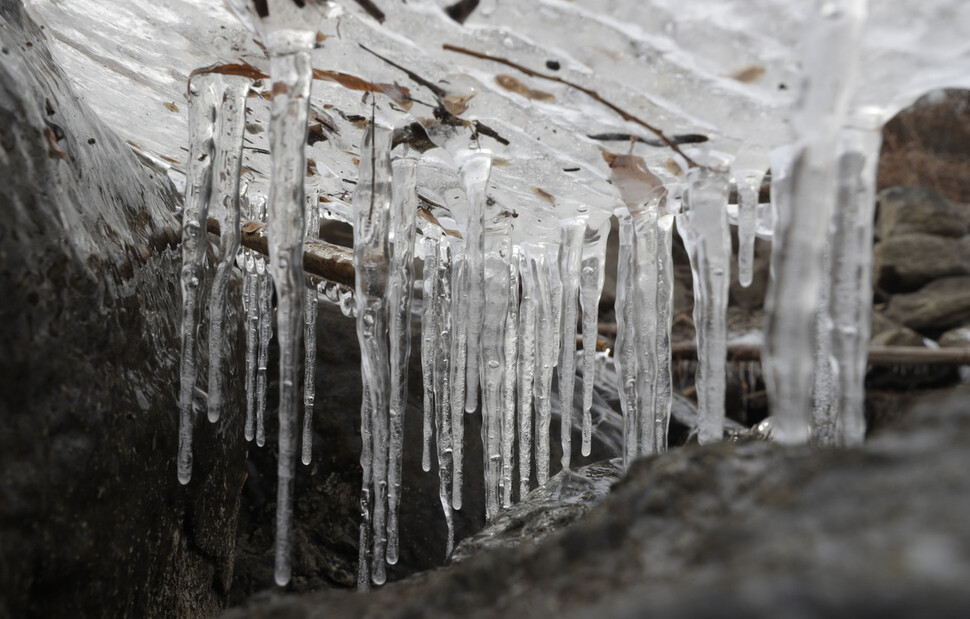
[441,43,702,168]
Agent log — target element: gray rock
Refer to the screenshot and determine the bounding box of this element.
[873,233,970,293]
[876,186,967,240]
[870,326,927,347]
[0,7,247,617]
[886,276,970,332]
[220,387,970,619]
[938,326,970,348]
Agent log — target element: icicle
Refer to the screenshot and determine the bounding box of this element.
[244,195,263,443]
[205,75,252,424]
[255,243,271,448]
[178,73,219,485]
[613,210,639,468]
[420,234,440,474]
[547,246,564,375]
[763,0,867,445]
[501,249,520,508]
[481,240,510,521]
[386,144,418,564]
[631,197,660,456]
[524,245,554,485]
[433,238,456,557]
[829,119,882,446]
[456,151,493,414]
[677,166,731,445]
[265,48,314,588]
[353,122,393,587]
[812,240,837,446]
[558,219,585,466]
[450,248,468,511]
[516,249,537,499]
[579,219,609,458]
[654,209,676,454]
[731,144,769,289]
[302,190,320,466]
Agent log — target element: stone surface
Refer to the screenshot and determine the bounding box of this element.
[870,325,927,347]
[875,186,967,240]
[0,6,247,617]
[873,233,970,293]
[220,387,970,619]
[886,276,970,333]
[938,326,970,348]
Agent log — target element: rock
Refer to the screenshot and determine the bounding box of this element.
[873,233,970,293]
[0,8,247,617]
[220,388,970,619]
[450,460,623,564]
[870,326,927,347]
[885,276,970,332]
[869,310,901,340]
[875,186,967,240]
[938,326,970,348]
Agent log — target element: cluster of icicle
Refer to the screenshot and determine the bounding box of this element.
[178,0,885,591]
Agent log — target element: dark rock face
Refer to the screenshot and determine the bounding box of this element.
[0,7,247,617]
[220,387,970,619]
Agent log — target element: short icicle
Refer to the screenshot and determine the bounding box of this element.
[516,250,537,499]
[302,190,320,465]
[731,144,768,289]
[205,75,252,424]
[386,143,418,564]
[456,151,493,414]
[558,218,585,465]
[579,219,610,457]
[178,72,219,485]
[353,122,393,587]
[677,166,731,445]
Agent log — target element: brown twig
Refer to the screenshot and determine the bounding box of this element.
[441,43,701,168]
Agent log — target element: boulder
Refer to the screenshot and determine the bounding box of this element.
[870,326,927,347]
[0,7,247,617]
[876,186,967,240]
[873,233,970,293]
[220,387,970,619]
[885,276,970,332]
[938,326,970,348]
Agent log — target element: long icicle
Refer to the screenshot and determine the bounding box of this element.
[255,198,271,449]
[654,206,676,453]
[526,245,554,485]
[206,75,252,423]
[353,121,393,587]
[433,237,456,557]
[558,218,585,466]
[501,249,520,508]
[678,167,731,445]
[386,144,418,564]
[456,151,492,414]
[420,234,440,474]
[579,219,609,457]
[632,196,660,456]
[481,239,510,521]
[302,190,321,465]
[179,73,219,485]
[516,249,537,499]
[243,203,259,442]
[266,48,313,588]
[613,209,639,466]
[450,249,468,510]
